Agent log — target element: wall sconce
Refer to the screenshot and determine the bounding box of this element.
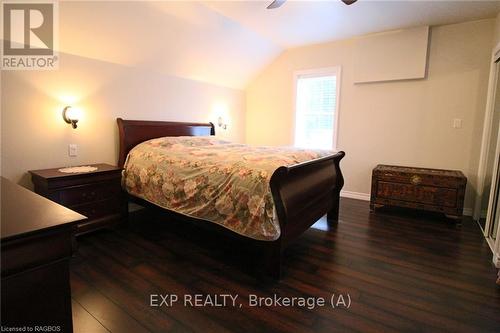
[62,106,80,129]
[218,116,227,130]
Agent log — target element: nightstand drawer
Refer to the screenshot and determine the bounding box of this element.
[30,163,126,235]
[59,182,120,206]
[70,198,121,219]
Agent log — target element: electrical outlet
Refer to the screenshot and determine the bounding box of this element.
[68,144,77,157]
[453,118,462,129]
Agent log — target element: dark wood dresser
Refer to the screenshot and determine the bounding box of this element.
[30,163,127,235]
[1,177,86,331]
[370,165,467,219]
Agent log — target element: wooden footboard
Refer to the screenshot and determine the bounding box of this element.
[266,151,345,278]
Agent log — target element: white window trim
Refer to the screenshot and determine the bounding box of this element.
[292,66,342,151]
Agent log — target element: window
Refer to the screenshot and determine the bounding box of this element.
[294,67,340,150]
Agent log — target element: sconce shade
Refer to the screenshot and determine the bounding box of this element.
[62,106,80,129]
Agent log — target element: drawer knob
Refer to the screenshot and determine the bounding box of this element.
[411,175,422,185]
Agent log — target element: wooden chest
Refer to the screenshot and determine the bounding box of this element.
[370,165,467,219]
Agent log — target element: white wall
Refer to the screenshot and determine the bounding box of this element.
[246,19,495,209]
[1,52,245,188]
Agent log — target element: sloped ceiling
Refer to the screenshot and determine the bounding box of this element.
[59,1,281,89]
[57,1,500,90]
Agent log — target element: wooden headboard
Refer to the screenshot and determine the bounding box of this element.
[117,118,215,167]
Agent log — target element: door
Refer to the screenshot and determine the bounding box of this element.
[481,55,500,248]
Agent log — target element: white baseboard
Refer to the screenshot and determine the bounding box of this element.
[463,208,473,217]
[341,191,370,201]
[493,253,500,268]
[340,191,473,217]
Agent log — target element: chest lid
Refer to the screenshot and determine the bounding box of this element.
[373,164,466,188]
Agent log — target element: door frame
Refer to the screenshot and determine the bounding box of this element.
[475,41,500,267]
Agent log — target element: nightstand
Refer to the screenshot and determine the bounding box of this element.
[29,163,127,235]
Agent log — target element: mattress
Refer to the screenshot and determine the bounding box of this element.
[122,136,333,240]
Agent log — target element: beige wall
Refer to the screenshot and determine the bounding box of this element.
[1,12,495,213]
[493,12,500,47]
[1,52,245,188]
[246,19,495,209]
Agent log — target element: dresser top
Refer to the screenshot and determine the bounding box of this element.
[374,164,466,178]
[1,177,86,241]
[29,163,121,180]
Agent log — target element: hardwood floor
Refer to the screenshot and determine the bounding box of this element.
[70,198,500,333]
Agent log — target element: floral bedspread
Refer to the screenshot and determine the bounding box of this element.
[122,136,333,241]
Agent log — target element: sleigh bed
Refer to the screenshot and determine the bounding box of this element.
[117,118,345,278]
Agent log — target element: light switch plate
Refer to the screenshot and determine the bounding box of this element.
[453,118,462,129]
[68,144,77,157]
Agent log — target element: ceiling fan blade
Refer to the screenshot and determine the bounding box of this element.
[341,0,357,5]
[267,0,286,9]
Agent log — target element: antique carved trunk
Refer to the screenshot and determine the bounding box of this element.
[370,165,467,219]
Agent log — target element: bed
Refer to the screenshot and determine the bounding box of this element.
[117,118,345,278]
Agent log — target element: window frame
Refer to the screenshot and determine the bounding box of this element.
[293,66,342,151]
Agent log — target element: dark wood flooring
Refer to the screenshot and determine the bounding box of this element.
[70,198,500,333]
